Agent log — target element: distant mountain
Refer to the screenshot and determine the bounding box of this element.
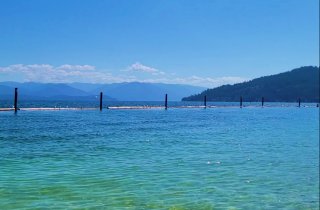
[0,85,12,96]
[182,66,320,102]
[68,83,102,92]
[90,82,206,101]
[0,82,112,100]
[0,82,205,101]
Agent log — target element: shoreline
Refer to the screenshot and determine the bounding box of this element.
[0,105,318,112]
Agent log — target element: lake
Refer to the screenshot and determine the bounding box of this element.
[0,104,319,209]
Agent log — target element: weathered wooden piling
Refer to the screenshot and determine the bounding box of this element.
[262,97,264,107]
[14,88,18,113]
[100,92,103,111]
[165,94,168,110]
[240,96,243,108]
[204,95,207,108]
[298,98,301,108]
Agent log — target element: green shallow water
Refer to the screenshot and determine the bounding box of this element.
[0,107,319,209]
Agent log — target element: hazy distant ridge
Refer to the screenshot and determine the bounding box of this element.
[182,66,319,102]
[88,82,205,101]
[0,82,205,101]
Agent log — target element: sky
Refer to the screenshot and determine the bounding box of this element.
[0,0,319,87]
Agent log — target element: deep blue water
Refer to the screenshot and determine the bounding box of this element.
[0,104,319,209]
[0,99,318,108]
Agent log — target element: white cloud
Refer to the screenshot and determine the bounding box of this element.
[0,64,112,83]
[0,64,248,87]
[57,64,95,71]
[128,62,158,73]
[127,62,165,75]
[138,76,247,88]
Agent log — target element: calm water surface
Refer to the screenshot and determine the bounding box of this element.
[0,106,319,209]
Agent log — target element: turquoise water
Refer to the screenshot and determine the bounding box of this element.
[0,107,319,209]
[0,99,317,108]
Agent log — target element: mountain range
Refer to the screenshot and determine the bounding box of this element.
[182,66,319,102]
[0,82,205,101]
[1,66,318,102]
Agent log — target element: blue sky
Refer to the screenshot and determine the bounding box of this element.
[0,0,318,87]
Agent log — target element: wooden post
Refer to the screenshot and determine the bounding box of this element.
[204,95,207,108]
[14,88,18,113]
[298,98,301,108]
[100,92,103,111]
[262,97,264,107]
[240,96,243,108]
[165,94,168,110]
